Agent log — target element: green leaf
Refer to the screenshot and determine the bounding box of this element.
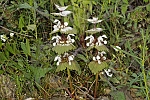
[123,0,128,4]
[0,41,2,49]
[30,66,52,83]
[0,52,7,63]
[26,39,31,56]
[56,61,81,74]
[76,54,89,62]
[21,40,31,56]
[67,61,81,74]
[21,42,28,55]
[88,61,108,74]
[52,44,76,54]
[146,4,150,11]
[110,91,126,100]
[86,45,95,51]
[6,44,15,54]
[26,24,36,31]
[143,0,148,3]
[95,45,109,51]
[121,4,128,16]
[56,62,68,72]
[19,14,24,29]
[19,3,32,9]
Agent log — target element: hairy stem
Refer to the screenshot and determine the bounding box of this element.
[94,73,99,98]
[67,68,73,95]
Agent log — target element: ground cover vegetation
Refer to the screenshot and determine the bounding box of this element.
[0,0,150,100]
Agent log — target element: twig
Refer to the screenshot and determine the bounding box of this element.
[0,26,33,38]
[73,84,95,100]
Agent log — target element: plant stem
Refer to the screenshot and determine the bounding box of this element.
[67,68,73,94]
[94,73,99,98]
[141,29,149,100]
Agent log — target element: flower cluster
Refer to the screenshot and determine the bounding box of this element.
[54,53,74,66]
[51,19,73,34]
[93,51,106,64]
[0,33,14,42]
[85,34,107,46]
[52,34,75,46]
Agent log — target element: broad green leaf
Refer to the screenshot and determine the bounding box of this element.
[19,3,32,9]
[30,66,52,83]
[95,45,109,51]
[110,91,126,100]
[88,61,108,74]
[56,61,81,74]
[27,24,36,31]
[56,62,68,72]
[52,44,76,54]
[67,61,81,74]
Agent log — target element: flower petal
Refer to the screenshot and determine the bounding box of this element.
[54,4,68,11]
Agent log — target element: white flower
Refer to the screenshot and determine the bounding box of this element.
[63,53,69,57]
[104,69,113,77]
[85,35,95,46]
[51,19,73,34]
[87,17,103,24]
[68,55,74,65]
[66,34,75,44]
[0,35,7,42]
[51,11,72,16]
[114,46,121,52]
[100,51,106,56]
[54,55,62,66]
[60,26,73,33]
[85,28,103,33]
[96,35,107,46]
[10,33,14,37]
[52,35,61,46]
[54,4,68,11]
[93,51,107,64]
[93,55,101,64]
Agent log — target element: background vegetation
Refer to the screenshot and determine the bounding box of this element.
[0,0,150,100]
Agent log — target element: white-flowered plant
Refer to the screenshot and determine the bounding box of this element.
[51,4,80,74]
[51,4,72,16]
[0,34,7,42]
[85,16,111,76]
